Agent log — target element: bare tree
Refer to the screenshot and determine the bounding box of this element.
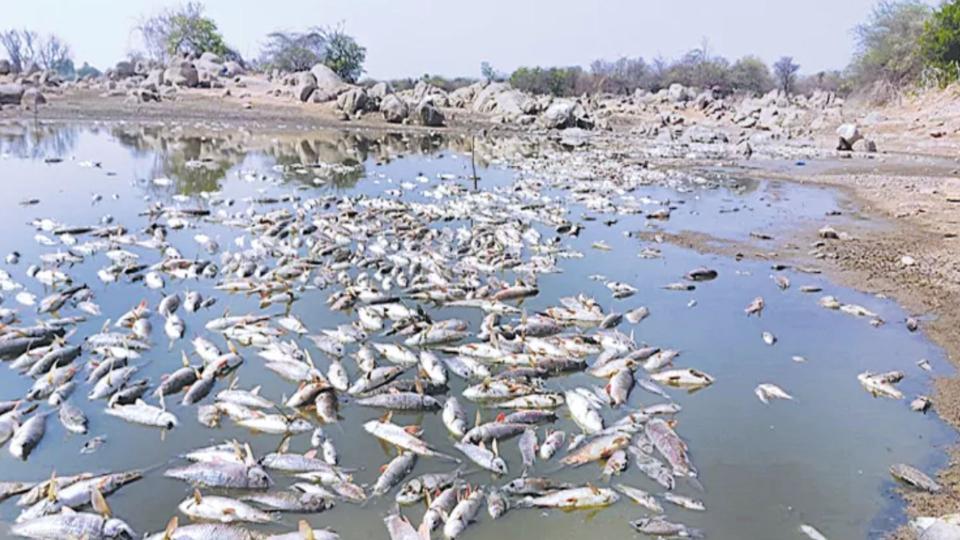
[1,29,71,73]
[773,56,800,93]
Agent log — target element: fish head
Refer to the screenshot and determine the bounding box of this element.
[247,465,273,488]
[493,457,508,475]
[290,418,313,432]
[104,517,136,539]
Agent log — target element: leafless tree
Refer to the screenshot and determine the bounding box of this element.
[1,29,71,72]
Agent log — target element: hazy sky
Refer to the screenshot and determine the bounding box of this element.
[1,0,940,78]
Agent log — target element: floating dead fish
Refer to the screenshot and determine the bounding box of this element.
[755,383,793,404]
[890,463,941,493]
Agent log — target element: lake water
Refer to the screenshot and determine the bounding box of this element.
[0,122,952,539]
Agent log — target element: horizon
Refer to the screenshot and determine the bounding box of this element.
[0,0,942,79]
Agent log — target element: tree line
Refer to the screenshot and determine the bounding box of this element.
[3,0,960,97]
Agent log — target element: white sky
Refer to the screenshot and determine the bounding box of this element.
[0,0,940,78]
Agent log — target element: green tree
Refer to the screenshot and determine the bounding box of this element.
[920,0,960,84]
[136,2,230,62]
[729,56,774,94]
[322,25,365,82]
[481,61,497,82]
[851,1,930,85]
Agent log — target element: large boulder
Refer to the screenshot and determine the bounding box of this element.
[310,63,347,101]
[336,87,370,115]
[492,89,536,116]
[541,99,593,130]
[667,83,693,102]
[416,101,445,127]
[368,81,393,101]
[293,72,317,102]
[0,60,10,76]
[163,61,199,88]
[449,84,480,108]
[472,81,511,112]
[114,61,136,79]
[836,123,862,151]
[380,94,408,123]
[0,83,24,105]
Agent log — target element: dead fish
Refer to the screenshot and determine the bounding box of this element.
[651,368,714,389]
[755,383,793,404]
[772,274,790,290]
[9,413,47,459]
[663,492,706,511]
[81,435,107,454]
[615,483,663,513]
[625,306,650,324]
[487,488,509,519]
[685,267,717,281]
[11,512,135,540]
[745,296,764,316]
[539,430,565,460]
[443,486,484,539]
[178,490,273,523]
[372,452,417,497]
[858,371,903,399]
[630,517,701,538]
[911,396,932,413]
[58,402,88,434]
[520,486,618,509]
[800,524,829,540]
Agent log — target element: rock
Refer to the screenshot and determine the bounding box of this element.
[336,87,370,115]
[0,59,10,76]
[667,83,691,103]
[818,226,839,240]
[865,139,877,153]
[294,72,317,102]
[20,87,45,108]
[901,255,916,266]
[368,81,393,101]
[541,99,594,130]
[472,81,511,112]
[0,83,25,105]
[128,87,160,103]
[890,463,941,493]
[415,101,445,126]
[222,61,244,77]
[757,107,780,130]
[737,140,753,158]
[681,125,728,144]
[449,84,480,108]
[380,94,408,123]
[310,63,347,97]
[114,61,136,78]
[836,123,862,151]
[198,52,221,65]
[142,69,165,88]
[494,89,537,116]
[559,127,592,148]
[163,61,199,88]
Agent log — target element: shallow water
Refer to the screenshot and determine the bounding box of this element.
[0,123,953,540]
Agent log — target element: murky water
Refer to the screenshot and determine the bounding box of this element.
[0,122,953,539]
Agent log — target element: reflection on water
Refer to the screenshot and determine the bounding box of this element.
[0,122,953,540]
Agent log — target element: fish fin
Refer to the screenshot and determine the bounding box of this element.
[474,409,481,428]
[299,520,315,540]
[492,438,500,457]
[91,486,111,517]
[277,435,291,455]
[180,351,189,367]
[251,385,261,395]
[244,443,256,466]
[192,489,202,504]
[162,516,178,540]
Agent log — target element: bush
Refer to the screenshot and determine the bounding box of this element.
[729,56,775,94]
[509,66,587,96]
[851,1,930,86]
[136,2,232,62]
[259,25,365,82]
[920,0,960,84]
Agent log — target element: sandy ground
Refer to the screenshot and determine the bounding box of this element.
[5,89,960,537]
